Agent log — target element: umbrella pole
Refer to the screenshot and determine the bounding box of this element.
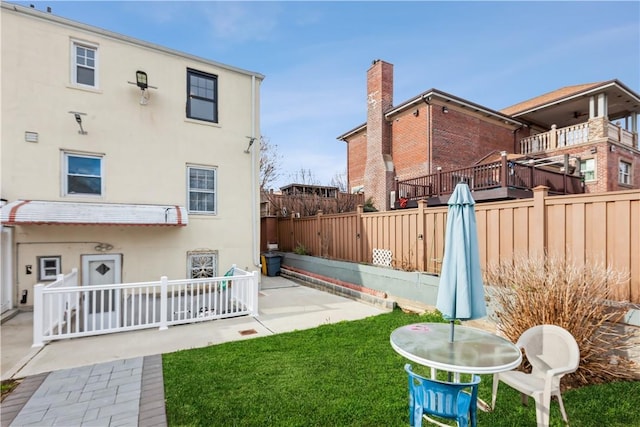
[449,320,454,342]
[448,320,455,382]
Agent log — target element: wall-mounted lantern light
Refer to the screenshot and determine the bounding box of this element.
[136,70,148,90]
[128,70,157,105]
[442,106,449,114]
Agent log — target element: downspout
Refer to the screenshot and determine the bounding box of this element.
[250,75,261,268]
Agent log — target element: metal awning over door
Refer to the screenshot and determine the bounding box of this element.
[0,200,188,226]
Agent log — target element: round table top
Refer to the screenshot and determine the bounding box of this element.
[390,322,522,374]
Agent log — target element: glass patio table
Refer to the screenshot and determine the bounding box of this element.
[390,322,522,376]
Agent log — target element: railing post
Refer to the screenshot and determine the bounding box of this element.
[250,270,259,316]
[563,154,570,194]
[436,167,442,196]
[550,124,558,149]
[529,159,535,187]
[394,176,399,204]
[500,151,508,188]
[159,276,168,331]
[32,284,44,348]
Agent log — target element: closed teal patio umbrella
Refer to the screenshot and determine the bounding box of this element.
[436,182,487,342]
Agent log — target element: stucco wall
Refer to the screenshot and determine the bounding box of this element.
[1,5,263,306]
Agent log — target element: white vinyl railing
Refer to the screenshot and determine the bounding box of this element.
[32,265,259,347]
[520,123,589,154]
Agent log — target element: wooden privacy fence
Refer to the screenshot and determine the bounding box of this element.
[276,187,640,304]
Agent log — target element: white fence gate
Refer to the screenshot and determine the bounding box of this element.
[32,266,259,347]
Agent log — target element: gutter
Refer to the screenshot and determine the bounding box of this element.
[387,89,525,127]
[3,2,265,80]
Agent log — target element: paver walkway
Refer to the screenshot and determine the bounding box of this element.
[1,356,165,427]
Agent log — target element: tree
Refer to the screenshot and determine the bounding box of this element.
[330,169,347,192]
[259,136,281,192]
[288,168,320,186]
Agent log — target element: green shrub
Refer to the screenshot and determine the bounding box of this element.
[363,197,377,212]
[293,242,310,255]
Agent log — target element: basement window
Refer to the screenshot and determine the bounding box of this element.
[38,256,61,281]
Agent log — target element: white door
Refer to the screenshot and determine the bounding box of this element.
[82,254,121,331]
[0,227,13,314]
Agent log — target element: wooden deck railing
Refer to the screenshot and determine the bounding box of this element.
[396,155,583,204]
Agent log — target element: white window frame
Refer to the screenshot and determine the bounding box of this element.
[188,251,218,278]
[580,158,596,182]
[38,256,61,281]
[63,152,104,197]
[619,160,632,185]
[187,165,217,214]
[70,39,99,88]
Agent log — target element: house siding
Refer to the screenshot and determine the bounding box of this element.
[1,4,263,307]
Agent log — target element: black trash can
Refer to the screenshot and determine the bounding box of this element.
[262,253,282,277]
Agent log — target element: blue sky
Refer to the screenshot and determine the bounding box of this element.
[17,1,640,190]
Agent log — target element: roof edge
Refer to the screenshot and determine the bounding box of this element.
[1,2,265,80]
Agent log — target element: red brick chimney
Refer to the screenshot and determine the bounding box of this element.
[365,59,395,211]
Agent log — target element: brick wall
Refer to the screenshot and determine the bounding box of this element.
[364,60,395,211]
[549,142,640,193]
[390,107,430,180]
[347,132,367,191]
[431,106,515,170]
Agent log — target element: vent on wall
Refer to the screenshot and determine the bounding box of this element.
[25,131,38,143]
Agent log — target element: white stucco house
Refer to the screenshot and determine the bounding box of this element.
[0,2,264,314]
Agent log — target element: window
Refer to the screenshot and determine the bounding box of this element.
[188,166,216,213]
[38,256,61,281]
[187,69,217,122]
[72,41,97,87]
[580,158,596,181]
[64,153,103,196]
[619,160,632,185]
[188,252,218,278]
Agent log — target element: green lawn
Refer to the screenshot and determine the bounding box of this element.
[163,309,640,426]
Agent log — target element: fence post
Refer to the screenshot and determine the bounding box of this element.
[32,284,44,348]
[531,186,549,258]
[356,205,364,263]
[316,210,323,257]
[289,214,295,251]
[563,153,570,194]
[159,276,168,331]
[417,200,427,271]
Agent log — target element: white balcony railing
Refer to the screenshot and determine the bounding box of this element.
[607,122,635,146]
[520,120,638,155]
[520,123,589,154]
[32,265,259,347]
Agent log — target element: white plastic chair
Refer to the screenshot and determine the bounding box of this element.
[491,325,580,427]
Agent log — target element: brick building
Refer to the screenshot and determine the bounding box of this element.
[338,60,640,211]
